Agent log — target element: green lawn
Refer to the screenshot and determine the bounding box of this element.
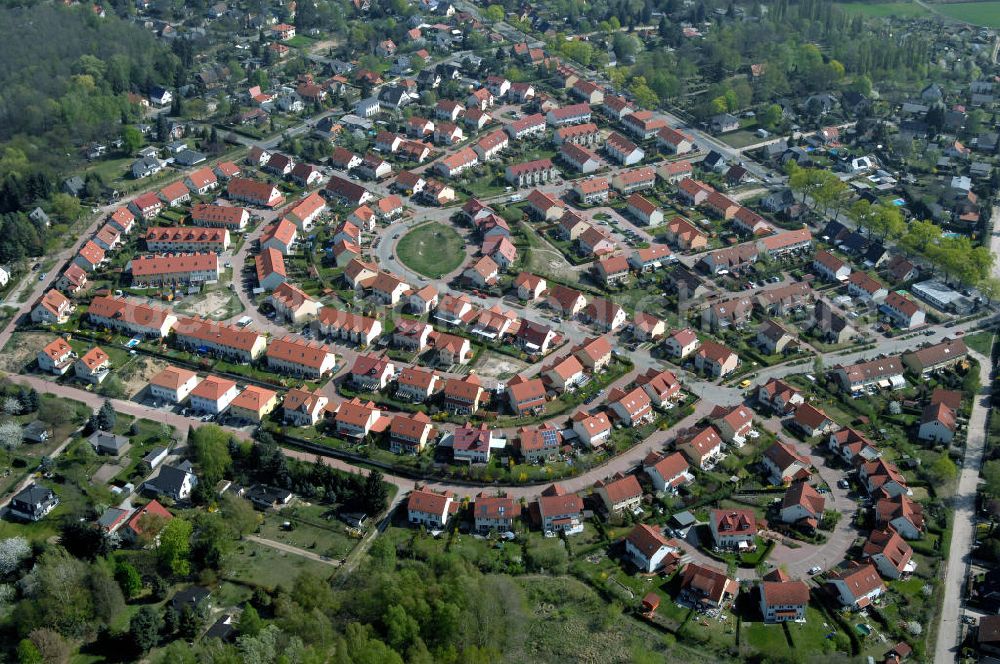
[224,538,337,591]
[285,35,319,48]
[838,1,929,18]
[256,502,361,560]
[396,222,466,278]
[509,575,689,663]
[933,1,1000,26]
[963,330,994,356]
[719,129,765,149]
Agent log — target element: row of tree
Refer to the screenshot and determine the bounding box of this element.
[785,163,997,294]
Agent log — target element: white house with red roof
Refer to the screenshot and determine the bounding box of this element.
[536,485,584,534]
[350,354,395,391]
[334,398,388,439]
[863,528,916,580]
[694,340,739,378]
[757,378,804,414]
[860,458,909,498]
[540,354,585,391]
[571,410,612,447]
[593,472,643,514]
[710,404,754,446]
[389,412,435,454]
[625,193,663,226]
[664,328,700,359]
[407,488,454,529]
[759,575,810,623]
[37,337,76,375]
[635,367,681,407]
[676,426,723,469]
[473,493,520,533]
[710,508,757,549]
[643,451,692,493]
[607,386,653,426]
[779,482,825,526]
[762,440,812,485]
[827,563,886,609]
[626,524,682,573]
[876,494,924,540]
[792,403,837,437]
[514,272,547,301]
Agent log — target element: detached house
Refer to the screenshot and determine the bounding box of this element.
[664,328,700,359]
[625,193,663,226]
[710,508,757,550]
[876,494,925,540]
[350,354,395,391]
[643,451,692,493]
[676,426,723,470]
[572,410,612,447]
[881,291,926,330]
[779,482,825,527]
[407,488,454,529]
[593,473,643,514]
[626,524,681,574]
[762,440,812,485]
[389,412,435,454]
[694,341,739,378]
[792,403,836,437]
[679,563,739,609]
[334,398,387,439]
[282,387,329,427]
[506,375,547,415]
[31,289,73,324]
[473,493,520,533]
[757,378,804,414]
[38,337,75,375]
[863,528,917,580]
[189,376,239,414]
[536,485,584,534]
[759,576,810,623]
[827,563,886,610]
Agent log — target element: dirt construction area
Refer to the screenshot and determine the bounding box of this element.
[117,355,168,399]
[0,331,53,373]
[474,351,530,381]
[174,287,243,320]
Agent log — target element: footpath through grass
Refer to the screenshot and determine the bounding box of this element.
[396,222,466,278]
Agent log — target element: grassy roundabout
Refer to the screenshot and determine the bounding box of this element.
[395,222,466,278]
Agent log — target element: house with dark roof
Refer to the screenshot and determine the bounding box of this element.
[8,484,58,521]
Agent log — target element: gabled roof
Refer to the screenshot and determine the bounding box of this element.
[761,580,810,607]
[626,523,673,557]
[781,482,825,516]
[827,563,884,600]
[594,473,642,504]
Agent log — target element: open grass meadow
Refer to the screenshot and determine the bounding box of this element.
[395,222,466,278]
[838,1,930,18]
[933,1,1000,26]
[224,538,337,591]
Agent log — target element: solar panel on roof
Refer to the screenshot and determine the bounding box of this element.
[541,429,558,445]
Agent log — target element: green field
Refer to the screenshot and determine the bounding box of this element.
[396,222,466,278]
[933,1,1000,26]
[838,1,930,18]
